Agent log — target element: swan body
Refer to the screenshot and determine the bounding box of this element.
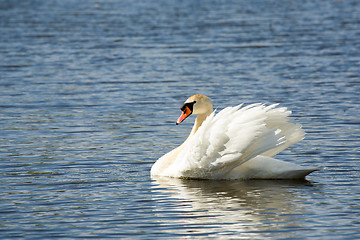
[151,94,317,180]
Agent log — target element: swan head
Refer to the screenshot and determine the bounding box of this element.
[176,94,213,125]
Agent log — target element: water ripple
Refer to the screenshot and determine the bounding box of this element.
[1,0,359,239]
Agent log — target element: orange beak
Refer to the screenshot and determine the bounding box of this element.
[176,106,192,125]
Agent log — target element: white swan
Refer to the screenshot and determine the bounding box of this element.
[151,94,317,180]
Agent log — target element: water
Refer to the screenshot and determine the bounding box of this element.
[1,0,359,239]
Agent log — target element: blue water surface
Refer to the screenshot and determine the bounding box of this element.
[1,0,359,239]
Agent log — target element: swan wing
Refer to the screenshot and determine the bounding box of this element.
[170,104,304,179]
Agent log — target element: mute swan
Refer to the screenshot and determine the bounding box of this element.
[151,94,317,180]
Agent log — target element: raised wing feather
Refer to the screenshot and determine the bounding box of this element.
[171,104,304,179]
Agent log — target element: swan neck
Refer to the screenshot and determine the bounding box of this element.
[190,110,212,136]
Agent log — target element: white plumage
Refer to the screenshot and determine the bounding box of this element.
[151,94,317,180]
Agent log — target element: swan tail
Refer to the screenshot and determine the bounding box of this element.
[228,156,318,180]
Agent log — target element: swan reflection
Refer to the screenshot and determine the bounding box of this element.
[151,176,314,236]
